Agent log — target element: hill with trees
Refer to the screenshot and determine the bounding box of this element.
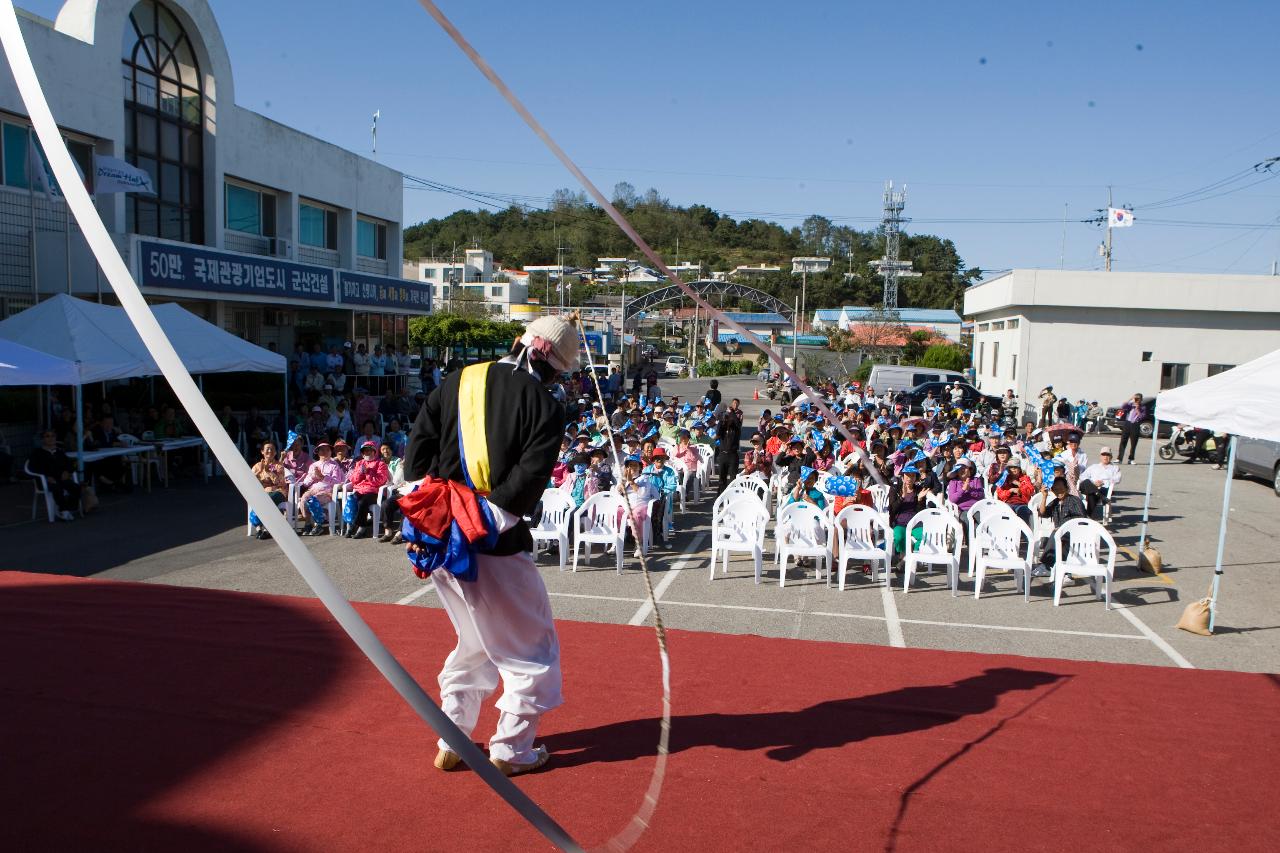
[403,184,983,313]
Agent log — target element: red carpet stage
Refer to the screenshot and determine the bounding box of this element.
[1,571,1276,851]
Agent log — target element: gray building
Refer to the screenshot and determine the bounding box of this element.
[0,0,430,354]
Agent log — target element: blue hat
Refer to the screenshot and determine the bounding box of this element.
[799,465,815,481]
[624,453,642,466]
[285,430,302,450]
[773,414,784,422]
[902,464,920,475]
[812,434,826,451]
[682,403,693,414]
[620,419,634,432]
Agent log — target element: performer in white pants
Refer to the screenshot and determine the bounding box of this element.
[404,315,578,776]
[432,549,562,767]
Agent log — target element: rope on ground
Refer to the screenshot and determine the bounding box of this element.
[570,313,672,852]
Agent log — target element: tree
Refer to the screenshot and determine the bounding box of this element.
[611,181,638,208]
[900,329,934,365]
[446,287,491,319]
[920,344,971,372]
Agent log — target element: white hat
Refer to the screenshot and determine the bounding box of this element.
[522,316,580,372]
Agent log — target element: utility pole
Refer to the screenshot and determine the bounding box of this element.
[791,295,799,366]
[1105,186,1113,272]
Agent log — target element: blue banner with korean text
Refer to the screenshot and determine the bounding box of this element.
[337,270,433,312]
[138,240,334,302]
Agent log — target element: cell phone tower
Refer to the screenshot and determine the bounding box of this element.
[870,180,916,309]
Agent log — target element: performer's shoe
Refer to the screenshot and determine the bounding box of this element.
[490,745,549,777]
[433,748,462,772]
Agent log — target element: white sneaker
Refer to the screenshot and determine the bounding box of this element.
[59,511,75,521]
[1127,461,1135,466]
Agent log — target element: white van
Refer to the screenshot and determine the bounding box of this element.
[866,364,964,392]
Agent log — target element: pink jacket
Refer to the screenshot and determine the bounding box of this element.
[348,458,389,495]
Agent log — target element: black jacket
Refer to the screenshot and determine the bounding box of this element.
[405,360,564,555]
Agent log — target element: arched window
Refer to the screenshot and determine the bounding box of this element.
[121,0,203,243]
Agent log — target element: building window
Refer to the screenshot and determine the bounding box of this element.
[490,286,502,298]
[1007,318,1019,329]
[992,342,1000,378]
[357,217,387,259]
[2,123,94,193]
[299,201,337,249]
[978,342,985,374]
[440,285,450,300]
[1011,353,1017,380]
[1141,351,1152,362]
[224,181,275,237]
[1207,363,1235,377]
[1160,362,1189,390]
[990,320,1005,331]
[977,323,990,332]
[423,267,436,280]
[122,0,204,243]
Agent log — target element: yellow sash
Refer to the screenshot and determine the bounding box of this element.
[457,363,492,494]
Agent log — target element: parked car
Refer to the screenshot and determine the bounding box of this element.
[641,343,659,359]
[663,355,688,377]
[1102,396,1173,439]
[1235,435,1280,496]
[866,364,965,393]
[900,381,1002,415]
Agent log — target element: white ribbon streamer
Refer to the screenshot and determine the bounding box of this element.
[0,4,581,850]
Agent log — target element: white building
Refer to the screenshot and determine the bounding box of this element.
[791,256,831,274]
[964,269,1280,406]
[404,249,531,318]
[810,306,963,342]
[0,0,428,354]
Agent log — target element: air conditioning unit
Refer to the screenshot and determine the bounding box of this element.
[272,238,292,259]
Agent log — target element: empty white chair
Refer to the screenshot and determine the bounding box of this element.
[902,508,964,594]
[1052,518,1117,609]
[868,483,890,515]
[973,515,1035,601]
[834,504,893,589]
[966,499,1017,577]
[712,485,765,531]
[669,459,690,513]
[572,492,627,573]
[730,473,770,511]
[776,502,834,588]
[708,496,769,583]
[530,490,574,571]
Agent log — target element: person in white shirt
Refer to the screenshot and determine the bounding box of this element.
[1078,446,1122,517]
[1058,433,1089,495]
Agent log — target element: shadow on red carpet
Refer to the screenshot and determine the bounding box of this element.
[1,571,1276,852]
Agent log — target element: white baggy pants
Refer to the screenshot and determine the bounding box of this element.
[432,549,562,764]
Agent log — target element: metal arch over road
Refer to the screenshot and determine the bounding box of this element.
[623,279,794,325]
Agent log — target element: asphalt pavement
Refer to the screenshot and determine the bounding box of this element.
[2,373,1276,673]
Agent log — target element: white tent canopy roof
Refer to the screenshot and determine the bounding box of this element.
[0,294,285,384]
[1156,348,1280,444]
[0,338,80,386]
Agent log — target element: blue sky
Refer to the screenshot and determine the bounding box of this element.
[25,0,1280,274]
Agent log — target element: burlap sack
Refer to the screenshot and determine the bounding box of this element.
[1176,586,1214,636]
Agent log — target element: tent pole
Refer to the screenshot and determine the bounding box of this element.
[74,382,84,476]
[1137,416,1159,549]
[1208,436,1237,633]
[283,372,289,439]
[198,374,209,479]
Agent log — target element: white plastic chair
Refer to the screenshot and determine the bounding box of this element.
[834,504,892,589]
[708,496,769,583]
[973,515,1035,601]
[669,459,690,513]
[902,508,964,594]
[572,492,627,573]
[965,499,1016,577]
[531,490,574,570]
[730,473,770,512]
[25,460,81,522]
[712,486,764,531]
[1052,518,1117,609]
[776,502,833,588]
[868,483,890,515]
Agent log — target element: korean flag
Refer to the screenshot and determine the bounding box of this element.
[1107,207,1134,228]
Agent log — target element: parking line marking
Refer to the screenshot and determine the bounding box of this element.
[879,584,907,648]
[550,591,646,603]
[1114,604,1195,668]
[395,581,436,606]
[628,533,707,626]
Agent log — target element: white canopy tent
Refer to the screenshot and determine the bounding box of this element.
[0,294,287,471]
[0,338,80,387]
[1137,348,1280,631]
